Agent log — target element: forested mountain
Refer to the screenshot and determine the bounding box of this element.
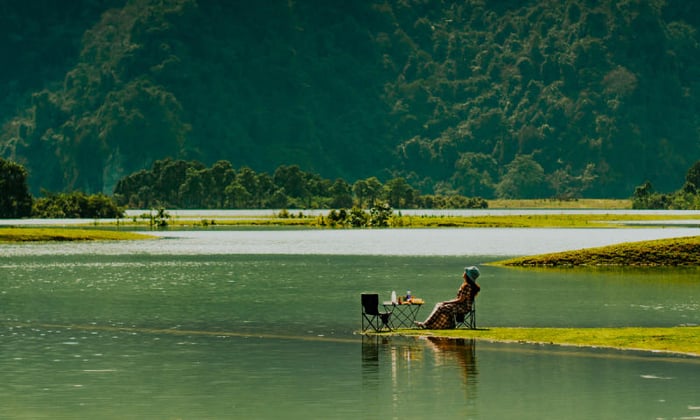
[1,0,699,199]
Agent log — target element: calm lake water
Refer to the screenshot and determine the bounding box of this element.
[2,226,700,419]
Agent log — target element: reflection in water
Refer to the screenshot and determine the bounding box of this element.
[425,337,478,389]
[361,334,381,391]
[362,336,479,417]
[424,336,478,416]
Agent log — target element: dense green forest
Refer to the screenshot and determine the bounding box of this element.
[0,156,485,218]
[6,154,700,220]
[1,0,699,199]
[0,157,122,218]
[113,157,488,209]
[632,160,700,209]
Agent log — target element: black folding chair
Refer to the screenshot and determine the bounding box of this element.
[361,293,392,333]
[454,300,476,329]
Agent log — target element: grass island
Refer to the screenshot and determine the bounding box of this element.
[390,326,700,358]
[0,227,156,242]
[493,235,700,267]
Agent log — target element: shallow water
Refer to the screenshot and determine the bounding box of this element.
[3,226,700,257]
[1,227,700,418]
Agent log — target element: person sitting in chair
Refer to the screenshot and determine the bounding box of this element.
[415,266,480,329]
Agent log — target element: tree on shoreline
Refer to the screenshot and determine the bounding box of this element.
[0,158,33,218]
[113,158,487,210]
[632,160,700,209]
[32,191,123,218]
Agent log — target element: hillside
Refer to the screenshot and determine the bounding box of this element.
[1,0,699,198]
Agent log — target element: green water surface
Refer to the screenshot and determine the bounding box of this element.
[1,236,699,419]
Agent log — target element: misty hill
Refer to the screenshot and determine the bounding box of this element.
[1,0,699,199]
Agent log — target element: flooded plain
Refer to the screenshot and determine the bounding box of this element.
[1,225,699,419]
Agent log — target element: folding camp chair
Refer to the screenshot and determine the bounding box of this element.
[361,293,392,332]
[454,300,476,329]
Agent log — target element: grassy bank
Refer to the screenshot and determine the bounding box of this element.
[388,213,700,228]
[3,197,698,235]
[493,235,700,266]
[395,326,700,357]
[0,228,156,242]
[5,212,700,231]
[487,198,631,209]
[125,211,700,229]
[8,198,700,230]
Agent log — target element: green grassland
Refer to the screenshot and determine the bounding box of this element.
[486,198,631,209]
[394,326,700,357]
[2,197,700,243]
[0,228,156,242]
[9,212,700,231]
[388,213,700,228]
[494,236,700,266]
[130,199,694,229]
[193,212,699,229]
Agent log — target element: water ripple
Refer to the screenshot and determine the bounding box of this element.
[1,227,698,257]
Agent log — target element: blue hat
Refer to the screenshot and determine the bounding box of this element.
[465,266,480,281]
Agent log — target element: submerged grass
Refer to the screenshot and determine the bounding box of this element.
[0,227,156,242]
[494,235,700,266]
[395,326,700,357]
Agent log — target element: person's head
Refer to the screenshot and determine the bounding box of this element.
[464,266,480,281]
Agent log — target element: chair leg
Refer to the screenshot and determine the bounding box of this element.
[362,313,374,332]
[453,313,464,329]
[362,313,384,332]
[454,310,476,329]
[380,313,392,331]
[466,310,476,329]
